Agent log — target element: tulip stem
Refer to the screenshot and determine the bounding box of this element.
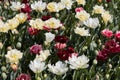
[35,73,41,80]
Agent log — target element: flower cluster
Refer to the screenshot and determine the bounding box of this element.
[10,0,86,13]
[29,17,62,31]
[74,7,100,36]
[97,29,120,61]
[0,13,27,32]
[29,51,89,75]
[93,5,112,25]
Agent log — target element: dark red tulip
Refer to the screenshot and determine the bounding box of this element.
[55,35,68,43]
[97,49,109,61]
[42,16,52,21]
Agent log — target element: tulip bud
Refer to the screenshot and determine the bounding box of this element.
[2,72,7,79]
[82,46,88,51]
[1,66,6,72]
[99,42,101,45]
[56,13,59,17]
[93,59,97,65]
[7,46,12,51]
[95,50,99,55]
[16,42,22,49]
[105,4,108,7]
[95,74,99,80]
[11,64,18,72]
[98,0,102,3]
[108,64,112,69]
[106,74,109,79]
[98,39,101,43]
[61,26,65,30]
[119,67,120,69]
[44,74,47,78]
[108,59,111,62]
[36,77,41,80]
[55,30,58,34]
[18,37,22,42]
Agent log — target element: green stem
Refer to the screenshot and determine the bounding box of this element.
[35,73,41,80]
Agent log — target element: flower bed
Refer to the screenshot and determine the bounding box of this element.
[0,0,120,80]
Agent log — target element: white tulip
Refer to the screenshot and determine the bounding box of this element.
[45,32,55,43]
[57,2,65,11]
[74,27,90,36]
[35,50,51,61]
[29,59,46,73]
[31,1,47,12]
[68,54,89,69]
[75,10,90,22]
[29,19,45,30]
[83,18,100,28]
[47,2,58,12]
[101,11,112,25]
[93,5,105,14]
[45,18,62,29]
[10,2,24,11]
[0,20,9,33]
[48,61,68,75]
[61,0,73,10]
[76,0,86,5]
[15,13,27,24]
